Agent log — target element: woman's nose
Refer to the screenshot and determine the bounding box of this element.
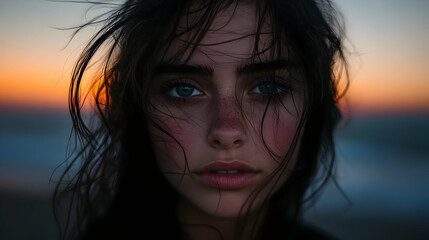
[207,96,246,150]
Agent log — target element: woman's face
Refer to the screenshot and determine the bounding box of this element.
[148,2,303,217]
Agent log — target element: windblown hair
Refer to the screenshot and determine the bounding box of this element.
[54,0,348,239]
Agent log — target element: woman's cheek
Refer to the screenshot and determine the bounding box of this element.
[150,117,201,172]
[261,110,300,160]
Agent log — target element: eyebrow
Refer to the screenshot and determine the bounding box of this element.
[154,59,295,76]
[237,59,296,75]
[154,63,214,76]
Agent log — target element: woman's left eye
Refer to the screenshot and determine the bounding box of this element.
[251,82,284,96]
[169,84,203,98]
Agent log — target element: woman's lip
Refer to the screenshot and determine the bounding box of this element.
[195,161,258,174]
[195,161,259,189]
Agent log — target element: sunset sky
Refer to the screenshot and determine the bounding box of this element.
[1,0,428,114]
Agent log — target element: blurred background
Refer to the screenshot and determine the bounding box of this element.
[0,0,428,239]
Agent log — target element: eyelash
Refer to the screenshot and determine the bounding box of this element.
[161,79,203,103]
[161,77,292,103]
[250,77,293,101]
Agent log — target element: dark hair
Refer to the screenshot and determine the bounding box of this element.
[54,0,348,239]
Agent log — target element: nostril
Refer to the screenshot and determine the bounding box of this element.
[210,138,243,149]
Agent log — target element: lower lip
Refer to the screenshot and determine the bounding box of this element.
[198,173,257,189]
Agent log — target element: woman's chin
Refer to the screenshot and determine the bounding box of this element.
[190,195,263,219]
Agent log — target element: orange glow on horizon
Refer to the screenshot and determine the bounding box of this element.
[1,67,69,109]
[2,71,428,115]
[337,64,429,114]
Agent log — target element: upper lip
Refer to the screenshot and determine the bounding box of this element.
[195,161,258,174]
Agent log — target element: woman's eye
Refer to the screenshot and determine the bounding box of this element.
[169,85,202,98]
[252,82,283,95]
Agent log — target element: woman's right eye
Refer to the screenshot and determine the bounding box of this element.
[169,84,203,98]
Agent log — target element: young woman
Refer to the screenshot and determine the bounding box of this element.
[54,0,349,239]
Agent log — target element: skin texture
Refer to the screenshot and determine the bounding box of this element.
[148,1,303,239]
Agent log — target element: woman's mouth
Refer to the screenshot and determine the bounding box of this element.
[195,161,259,190]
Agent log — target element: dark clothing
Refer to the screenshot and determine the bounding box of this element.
[84,212,335,240]
[260,216,336,239]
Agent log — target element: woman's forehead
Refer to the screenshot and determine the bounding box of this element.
[163,1,280,65]
[190,1,259,42]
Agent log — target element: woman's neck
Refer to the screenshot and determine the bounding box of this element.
[177,198,267,240]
